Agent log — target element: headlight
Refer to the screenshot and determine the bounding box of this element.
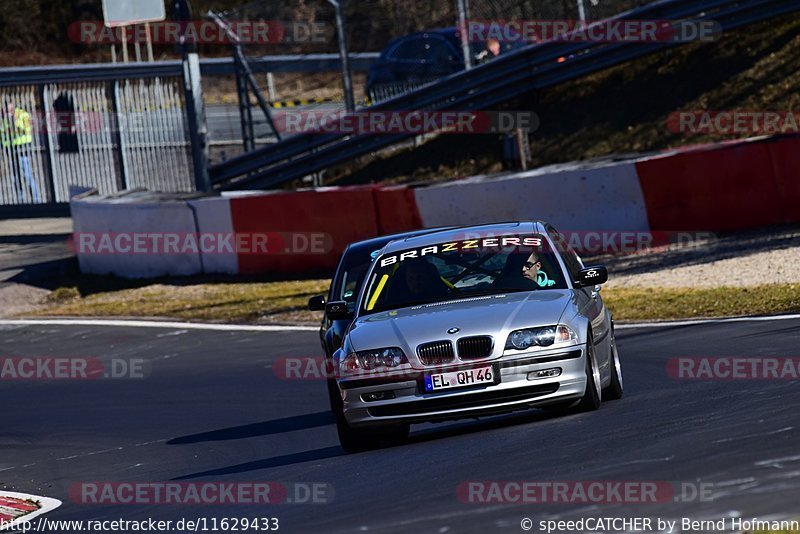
[505,325,577,350]
[341,347,408,373]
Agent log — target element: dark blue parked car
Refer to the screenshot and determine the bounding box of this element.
[366,27,524,103]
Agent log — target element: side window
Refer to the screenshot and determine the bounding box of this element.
[388,36,455,62]
[428,39,457,63]
[389,39,431,60]
[547,227,583,282]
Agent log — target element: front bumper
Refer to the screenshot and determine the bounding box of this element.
[339,345,588,426]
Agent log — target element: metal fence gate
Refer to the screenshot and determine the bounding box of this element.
[0,75,195,208]
[42,83,120,202]
[114,78,193,192]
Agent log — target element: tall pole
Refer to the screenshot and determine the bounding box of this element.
[174,0,210,191]
[456,0,472,69]
[145,22,155,62]
[329,0,355,113]
[120,26,129,63]
[577,0,587,21]
[183,52,210,192]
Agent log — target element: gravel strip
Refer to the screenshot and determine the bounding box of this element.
[597,225,800,288]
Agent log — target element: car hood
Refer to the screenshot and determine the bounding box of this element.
[348,290,575,368]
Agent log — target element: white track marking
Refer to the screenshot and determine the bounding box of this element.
[616,313,800,330]
[0,319,318,332]
[0,313,798,333]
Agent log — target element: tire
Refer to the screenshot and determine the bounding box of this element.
[577,332,602,411]
[602,333,624,401]
[328,377,409,453]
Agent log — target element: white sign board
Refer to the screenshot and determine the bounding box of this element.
[102,0,166,28]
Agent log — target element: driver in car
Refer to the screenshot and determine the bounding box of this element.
[522,252,542,283]
[522,252,556,287]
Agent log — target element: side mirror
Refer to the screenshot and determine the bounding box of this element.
[307,295,326,311]
[325,301,354,320]
[577,265,608,287]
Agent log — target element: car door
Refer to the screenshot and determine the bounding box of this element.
[547,227,612,374]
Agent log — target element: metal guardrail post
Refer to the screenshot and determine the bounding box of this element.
[36,84,57,204]
[182,52,211,192]
[456,0,473,70]
[234,54,256,153]
[108,80,128,190]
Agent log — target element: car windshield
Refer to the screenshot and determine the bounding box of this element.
[360,234,567,314]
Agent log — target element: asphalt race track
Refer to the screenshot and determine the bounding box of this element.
[1,318,799,533]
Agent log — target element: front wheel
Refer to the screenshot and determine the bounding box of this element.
[602,334,624,401]
[329,378,409,453]
[576,333,602,411]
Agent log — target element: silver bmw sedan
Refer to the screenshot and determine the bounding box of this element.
[325,221,623,452]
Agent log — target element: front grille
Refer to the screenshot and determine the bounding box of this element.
[368,384,560,417]
[418,340,455,366]
[457,336,494,360]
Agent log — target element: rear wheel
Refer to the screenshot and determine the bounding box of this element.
[577,332,602,411]
[602,333,624,401]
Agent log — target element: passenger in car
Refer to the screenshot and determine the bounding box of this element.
[388,259,449,305]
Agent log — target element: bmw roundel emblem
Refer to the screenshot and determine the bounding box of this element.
[447,327,460,334]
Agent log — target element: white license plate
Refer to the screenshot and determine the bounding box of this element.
[424,365,495,392]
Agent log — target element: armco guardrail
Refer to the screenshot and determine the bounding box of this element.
[0,53,380,87]
[211,0,800,190]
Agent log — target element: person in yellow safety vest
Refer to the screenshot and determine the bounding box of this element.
[1,102,41,203]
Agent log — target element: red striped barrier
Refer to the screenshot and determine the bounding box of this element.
[765,136,800,222]
[70,134,799,278]
[372,185,423,234]
[229,187,381,274]
[635,136,800,231]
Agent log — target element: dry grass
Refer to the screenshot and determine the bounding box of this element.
[31,279,329,325]
[27,281,800,325]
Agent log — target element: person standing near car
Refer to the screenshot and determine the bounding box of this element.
[1,101,41,203]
